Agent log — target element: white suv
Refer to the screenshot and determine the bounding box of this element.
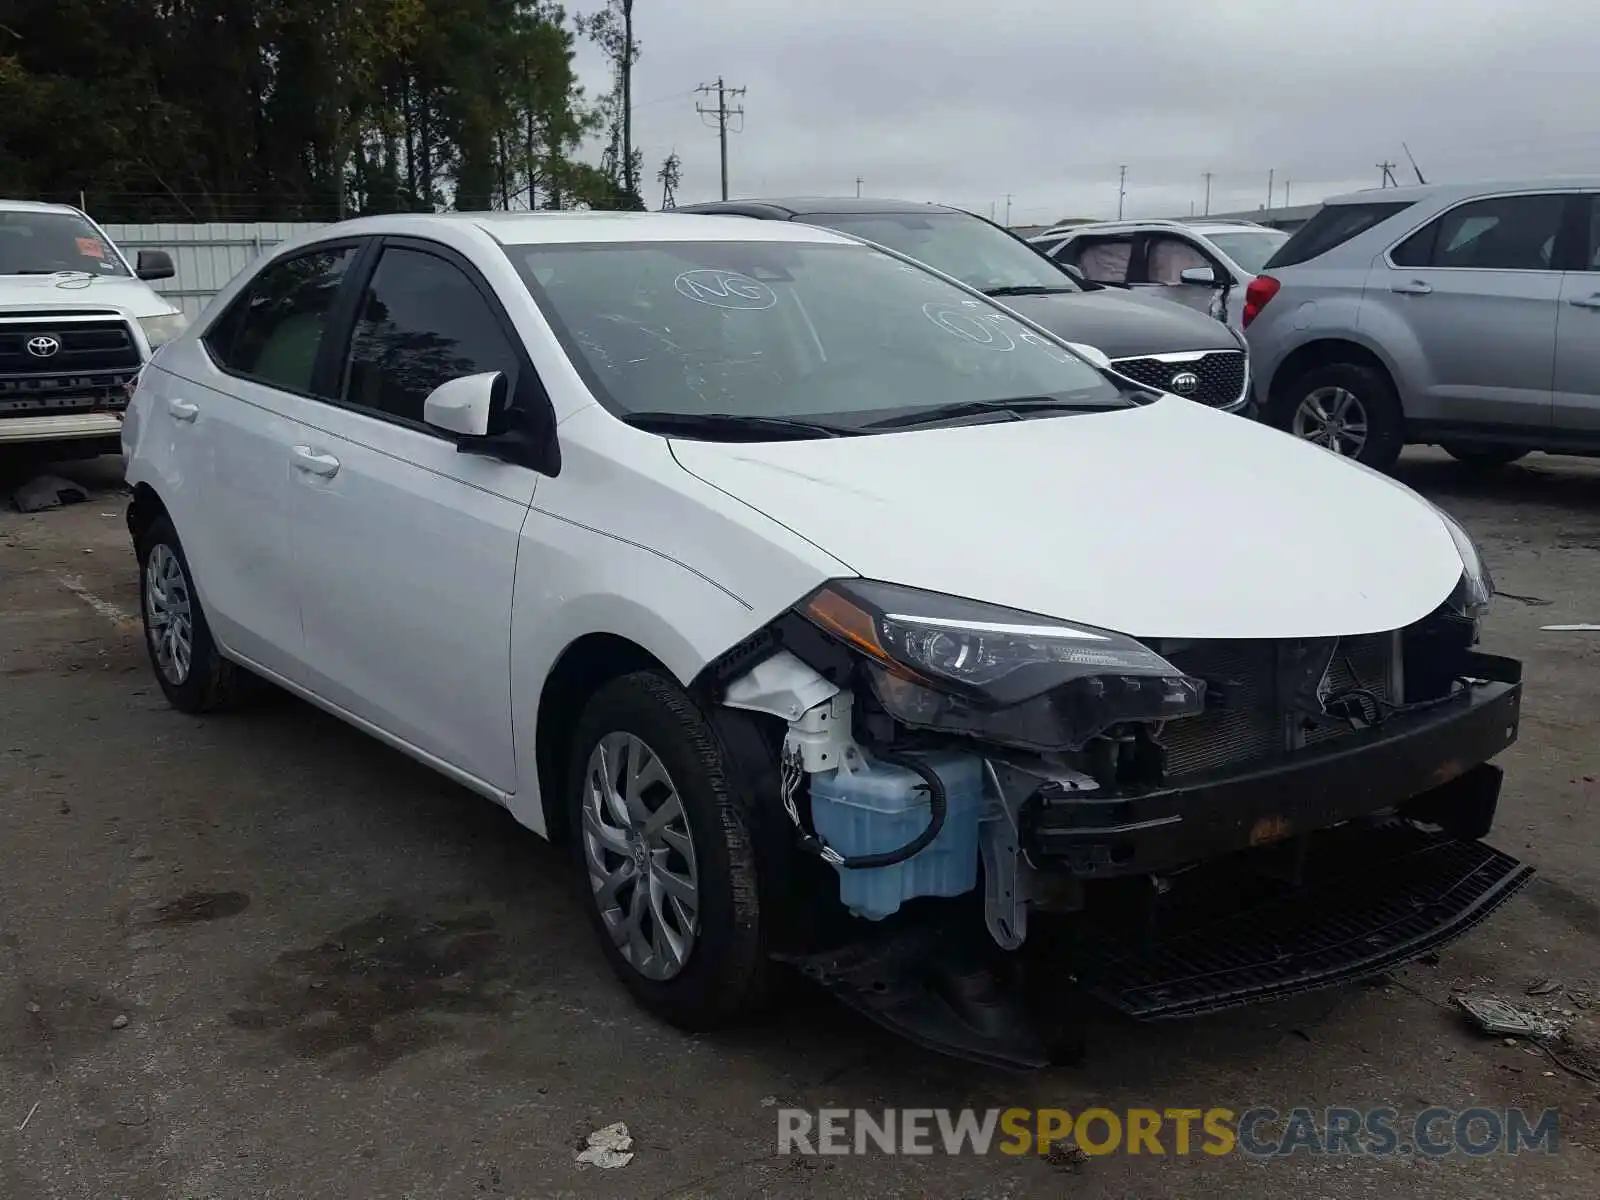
[120,211,1527,1065]
[1031,219,1287,329]
[0,201,186,456]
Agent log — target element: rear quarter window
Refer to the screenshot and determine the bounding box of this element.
[1265,201,1416,269]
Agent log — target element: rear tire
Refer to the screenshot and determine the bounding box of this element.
[1441,442,1528,469]
[567,670,771,1030]
[135,516,260,713]
[1271,361,1404,471]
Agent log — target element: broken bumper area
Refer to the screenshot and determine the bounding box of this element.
[1026,676,1524,877]
[784,678,1531,1069]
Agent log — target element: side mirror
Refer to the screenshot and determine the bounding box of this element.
[423,371,506,438]
[136,249,176,282]
[1179,265,1219,287]
[1065,342,1112,370]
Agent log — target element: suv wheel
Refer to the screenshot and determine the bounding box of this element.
[1275,362,1404,470]
[1441,442,1528,469]
[136,516,259,713]
[567,670,771,1030]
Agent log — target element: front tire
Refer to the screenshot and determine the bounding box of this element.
[135,516,257,713]
[1273,361,1404,470]
[1441,442,1528,469]
[567,670,771,1030]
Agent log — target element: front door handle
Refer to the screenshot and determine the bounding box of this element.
[1568,294,1600,309]
[291,446,341,478]
[167,398,199,423]
[1390,280,1433,296]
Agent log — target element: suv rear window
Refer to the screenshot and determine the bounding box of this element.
[1264,201,1415,269]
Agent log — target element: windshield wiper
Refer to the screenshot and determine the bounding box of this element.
[861,396,1127,431]
[620,411,858,440]
[981,284,1077,297]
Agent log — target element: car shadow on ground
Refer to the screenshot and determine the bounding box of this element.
[1392,451,1600,512]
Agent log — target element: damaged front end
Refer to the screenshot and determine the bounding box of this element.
[695,574,1532,1070]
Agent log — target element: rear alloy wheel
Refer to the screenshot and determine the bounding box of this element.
[136,516,259,713]
[567,671,771,1029]
[1441,442,1529,470]
[1278,361,1404,470]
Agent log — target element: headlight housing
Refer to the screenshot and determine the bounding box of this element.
[798,580,1206,752]
[1434,506,1494,619]
[138,310,189,350]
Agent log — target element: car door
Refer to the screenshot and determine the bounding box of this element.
[1372,191,1570,429]
[287,238,542,793]
[1130,232,1226,320]
[178,241,364,681]
[1552,192,1600,434]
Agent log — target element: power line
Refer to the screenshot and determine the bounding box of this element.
[694,78,746,202]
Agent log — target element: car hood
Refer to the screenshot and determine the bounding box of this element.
[997,289,1238,359]
[0,273,176,318]
[670,396,1465,641]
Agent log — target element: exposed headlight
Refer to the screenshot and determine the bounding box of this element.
[1433,506,1494,618]
[798,580,1206,752]
[138,311,189,349]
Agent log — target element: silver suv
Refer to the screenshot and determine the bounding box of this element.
[1030,219,1288,328]
[1245,179,1600,470]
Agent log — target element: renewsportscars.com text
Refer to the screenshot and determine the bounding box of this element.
[777,1106,1560,1157]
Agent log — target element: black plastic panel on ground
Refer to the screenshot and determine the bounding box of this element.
[1075,828,1533,1019]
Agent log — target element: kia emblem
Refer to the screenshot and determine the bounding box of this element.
[1170,370,1200,395]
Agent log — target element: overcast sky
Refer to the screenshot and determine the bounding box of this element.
[570,0,1598,224]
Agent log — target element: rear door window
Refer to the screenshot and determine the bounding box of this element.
[205,246,358,395]
[1065,236,1133,283]
[1390,194,1567,271]
[1265,202,1415,269]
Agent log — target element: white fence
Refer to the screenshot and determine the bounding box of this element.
[99,222,327,321]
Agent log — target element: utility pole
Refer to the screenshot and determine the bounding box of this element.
[1004,194,1012,226]
[1203,171,1212,216]
[1267,168,1275,210]
[695,78,747,201]
[1117,164,1127,219]
[1283,178,1291,208]
[855,176,863,198]
[1378,161,1398,188]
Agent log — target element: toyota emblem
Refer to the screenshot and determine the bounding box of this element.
[1170,370,1200,395]
[25,334,61,358]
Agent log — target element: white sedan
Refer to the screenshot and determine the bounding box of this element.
[122,211,1527,1066]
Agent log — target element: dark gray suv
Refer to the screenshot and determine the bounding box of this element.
[676,197,1253,413]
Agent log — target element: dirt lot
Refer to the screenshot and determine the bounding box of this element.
[2,448,1599,1199]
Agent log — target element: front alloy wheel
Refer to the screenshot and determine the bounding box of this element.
[567,671,771,1029]
[581,731,701,981]
[1292,385,1369,458]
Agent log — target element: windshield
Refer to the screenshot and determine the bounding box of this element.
[802,212,1078,295]
[508,240,1127,432]
[0,210,129,276]
[1205,230,1288,275]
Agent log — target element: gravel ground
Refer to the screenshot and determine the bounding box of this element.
[2,448,1598,1199]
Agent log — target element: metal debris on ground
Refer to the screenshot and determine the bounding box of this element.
[1527,978,1563,997]
[1453,994,1567,1041]
[111,1014,129,1029]
[576,1121,634,1168]
[1541,624,1600,632]
[11,474,89,514]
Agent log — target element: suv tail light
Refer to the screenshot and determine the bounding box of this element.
[1243,275,1280,329]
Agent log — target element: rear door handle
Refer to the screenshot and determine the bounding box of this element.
[167,398,199,423]
[1390,280,1433,296]
[290,446,341,479]
[1568,294,1600,309]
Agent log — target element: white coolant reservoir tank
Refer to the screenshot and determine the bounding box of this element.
[809,750,986,921]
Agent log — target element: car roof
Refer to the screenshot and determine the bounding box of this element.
[1322,176,1600,206]
[0,199,85,215]
[676,197,960,218]
[288,210,856,247]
